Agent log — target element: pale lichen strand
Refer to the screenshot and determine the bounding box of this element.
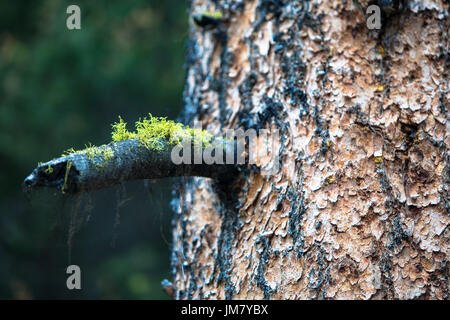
[61,160,73,194]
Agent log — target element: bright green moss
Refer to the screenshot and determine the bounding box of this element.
[61,143,114,168]
[111,114,213,150]
[61,147,77,157]
[45,165,53,174]
[111,116,137,142]
[100,147,114,162]
[84,143,114,161]
[200,11,223,19]
[56,114,213,173]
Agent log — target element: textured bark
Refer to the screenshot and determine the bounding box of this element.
[171,0,449,299]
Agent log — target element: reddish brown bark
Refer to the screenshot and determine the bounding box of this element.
[171,0,448,299]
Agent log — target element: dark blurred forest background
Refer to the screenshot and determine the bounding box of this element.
[0,0,188,299]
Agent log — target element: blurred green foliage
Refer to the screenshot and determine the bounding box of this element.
[0,0,188,299]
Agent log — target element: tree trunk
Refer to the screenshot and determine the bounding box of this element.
[171,0,449,299]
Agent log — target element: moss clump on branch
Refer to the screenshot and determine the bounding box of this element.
[59,114,213,166]
[111,114,213,150]
[61,143,115,169]
[24,114,239,194]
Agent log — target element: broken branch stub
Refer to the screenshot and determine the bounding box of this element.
[24,138,240,194]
